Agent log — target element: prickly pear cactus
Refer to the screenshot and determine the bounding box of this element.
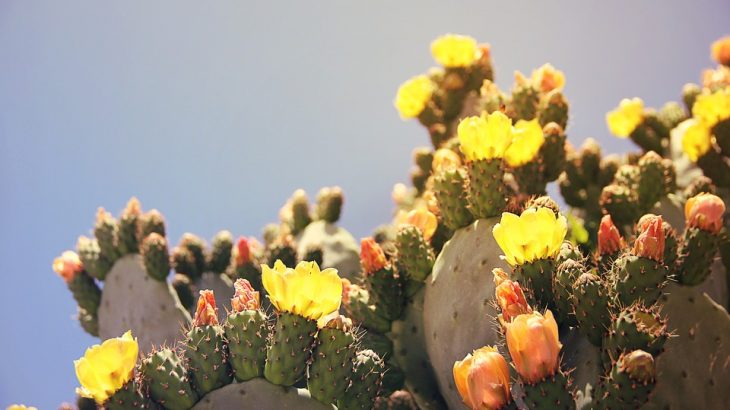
[390,288,446,410]
[296,220,360,280]
[644,283,730,409]
[97,254,191,352]
[422,218,508,409]
[190,379,332,410]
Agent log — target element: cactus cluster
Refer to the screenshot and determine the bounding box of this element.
[43,34,730,410]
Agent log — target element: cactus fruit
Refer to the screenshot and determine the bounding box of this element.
[552,257,582,325]
[141,348,199,410]
[98,255,191,353]
[117,197,143,255]
[76,236,112,281]
[307,315,357,404]
[141,233,170,281]
[573,272,612,346]
[395,225,435,282]
[613,253,668,306]
[361,238,404,321]
[423,218,508,409]
[224,279,269,382]
[67,270,102,317]
[105,379,154,410]
[603,304,668,363]
[189,378,331,410]
[315,186,344,223]
[432,166,473,231]
[296,220,361,280]
[337,349,384,410]
[264,312,317,386]
[593,350,656,409]
[466,159,507,219]
[94,208,120,263]
[138,209,166,241]
[207,230,233,275]
[185,290,232,395]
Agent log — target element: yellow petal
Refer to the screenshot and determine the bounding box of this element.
[394,75,434,119]
[692,87,730,126]
[505,119,545,167]
[681,119,713,162]
[606,98,644,137]
[431,34,479,68]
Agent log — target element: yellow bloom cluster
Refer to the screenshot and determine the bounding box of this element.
[682,87,730,162]
[75,331,139,404]
[493,207,567,266]
[457,111,544,166]
[262,260,342,323]
[431,34,479,68]
[606,97,644,138]
[394,75,434,119]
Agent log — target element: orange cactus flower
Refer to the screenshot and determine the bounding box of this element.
[231,279,260,312]
[685,193,726,234]
[598,215,625,255]
[453,346,511,410]
[193,290,218,326]
[360,237,387,274]
[53,251,84,283]
[505,310,562,384]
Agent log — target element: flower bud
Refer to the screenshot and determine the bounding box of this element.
[360,237,387,274]
[53,251,84,283]
[453,346,511,410]
[493,268,531,322]
[193,290,218,326]
[619,350,656,384]
[231,279,260,312]
[598,215,625,255]
[711,36,730,66]
[405,209,438,241]
[432,148,462,173]
[235,237,252,266]
[633,215,665,261]
[685,193,725,234]
[530,63,565,93]
[505,310,562,384]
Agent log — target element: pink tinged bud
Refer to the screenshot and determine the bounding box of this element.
[95,207,113,225]
[360,237,387,274]
[340,278,353,305]
[53,251,84,283]
[598,215,625,255]
[505,310,562,384]
[633,215,665,262]
[493,269,532,322]
[685,193,726,234]
[123,197,142,217]
[235,237,252,266]
[231,279,260,312]
[193,290,218,326]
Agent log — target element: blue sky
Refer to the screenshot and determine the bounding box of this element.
[1,1,728,407]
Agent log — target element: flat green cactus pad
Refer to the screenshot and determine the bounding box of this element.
[190,378,332,410]
[98,255,190,353]
[423,218,509,409]
[296,220,360,280]
[643,283,730,409]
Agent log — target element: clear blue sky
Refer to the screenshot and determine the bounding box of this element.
[1,1,728,407]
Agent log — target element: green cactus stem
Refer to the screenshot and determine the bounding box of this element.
[141,233,170,281]
[141,348,199,410]
[336,349,384,410]
[307,316,357,405]
[465,158,507,219]
[264,311,318,386]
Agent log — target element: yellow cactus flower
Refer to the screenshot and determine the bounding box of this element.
[504,119,545,167]
[431,34,479,68]
[404,208,438,241]
[492,207,567,266]
[692,87,730,126]
[530,63,565,93]
[505,310,562,384]
[453,346,511,410]
[606,97,644,137]
[74,331,139,404]
[711,36,730,65]
[458,111,513,161]
[432,148,462,173]
[6,406,37,410]
[262,260,342,322]
[394,75,434,119]
[681,119,713,162]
